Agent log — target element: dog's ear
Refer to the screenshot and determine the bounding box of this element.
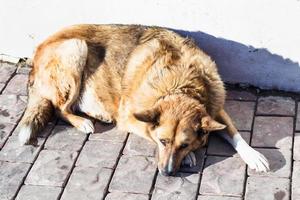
[201,116,226,131]
[133,107,160,124]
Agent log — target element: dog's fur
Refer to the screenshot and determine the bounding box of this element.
[19,24,269,175]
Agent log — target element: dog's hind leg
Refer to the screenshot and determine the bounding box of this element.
[216,109,269,172]
[48,39,94,133]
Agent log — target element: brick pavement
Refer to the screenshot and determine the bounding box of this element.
[0,61,299,200]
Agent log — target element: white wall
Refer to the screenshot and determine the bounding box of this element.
[1,0,300,92]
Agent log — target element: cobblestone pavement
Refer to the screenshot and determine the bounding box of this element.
[0,61,299,200]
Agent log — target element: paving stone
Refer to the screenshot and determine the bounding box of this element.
[89,122,128,143]
[45,125,87,152]
[198,195,241,200]
[252,116,293,149]
[248,148,292,178]
[25,150,77,187]
[200,156,246,196]
[151,173,199,200]
[207,131,250,156]
[0,62,16,83]
[180,148,206,173]
[294,133,300,161]
[3,74,28,96]
[109,155,156,194]
[257,96,295,116]
[61,166,112,200]
[0,135,44,163]
[245,177,289,200]
[0,123,15,149]
[0,83,5,92]
[16,63,32,75]
[0,94,27,124]
[224,101,255,131]
[297,103,300,131]
[123,133,156,157]
[226,90,256,101]
[292,161,300,200]
[76,140,123,168]
[106,192,149,200]
[0,161,31,200]
[16,185,62,200]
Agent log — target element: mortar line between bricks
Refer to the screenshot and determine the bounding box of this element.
[194,147,208,200]
[148,169,158,200]
[11,118,58,200]
[289,101,298,200]
[102,132,130,200]
[57,131,91,199]
[0,63,17,94]
[242,92,259,200]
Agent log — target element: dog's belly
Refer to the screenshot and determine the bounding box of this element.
[76,87,113,123]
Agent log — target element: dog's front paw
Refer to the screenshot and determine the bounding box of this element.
[181,151,197,167]
[78,119,94,134]
[239,146,270,172]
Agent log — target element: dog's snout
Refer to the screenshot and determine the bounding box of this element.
[160,167,176,176]
[159,155,177,176]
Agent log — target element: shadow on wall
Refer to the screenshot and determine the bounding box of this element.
[172,29,300,93]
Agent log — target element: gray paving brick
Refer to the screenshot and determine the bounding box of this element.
[123,133,156,157]
[207,131,250,156]
[292,161,300,200]
[16,185,62,200]
[25,150,77,187]
[61,166,112,200]
[252,116,293,149]
[200,156,246,197]
[106,192,149,200]
[257,96,295,116]
[0,135,43,163]
[245,177,289,200]
[226,90,256,101]
[0,161,31,200]
[16,64,32,75]
[151,173,199,200]
[45,125,87,152]
[296,103,300,131]
[198,195,242,200]
[0,62,16,83]
[89,122,127,143]
[248,148,292,178]
[3,74,28,96]
[294,133,300,161]
[0,94,26,124]
[76,140,123,168]
[0,123,15,149]
[0,83,5,92]
[224,101,255,131]
[109,155,156,194]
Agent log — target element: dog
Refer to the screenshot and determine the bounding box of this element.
[18,24,269,175]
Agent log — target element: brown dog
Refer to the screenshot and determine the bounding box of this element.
[18,24,269,175]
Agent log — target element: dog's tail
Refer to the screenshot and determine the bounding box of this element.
[18,88,53,145]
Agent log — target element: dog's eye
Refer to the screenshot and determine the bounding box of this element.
[179,143,188,149]
[160,139,167,146]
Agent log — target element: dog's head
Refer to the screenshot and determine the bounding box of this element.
[133,95,226,176]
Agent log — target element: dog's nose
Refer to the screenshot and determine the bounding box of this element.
[160,167,176,176]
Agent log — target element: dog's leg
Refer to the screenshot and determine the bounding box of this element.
[52,39,94,133]
[216,109,269,172]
